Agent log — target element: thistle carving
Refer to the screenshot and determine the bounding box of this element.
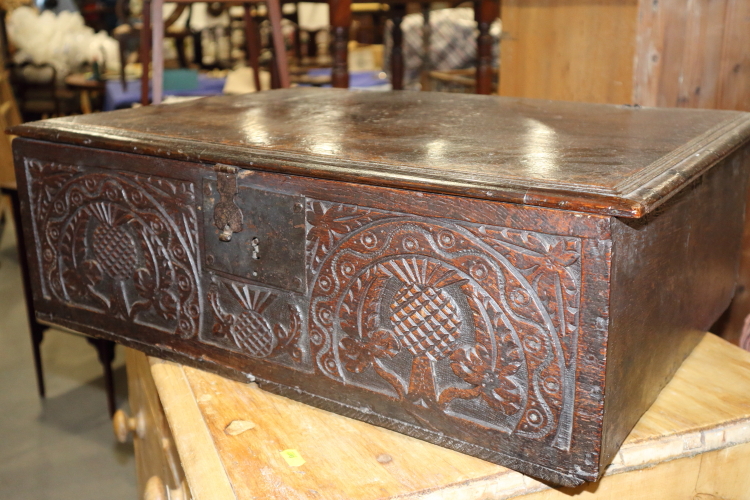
[208,277,303,364]
[307,201,581,450]
[26,159,202,338]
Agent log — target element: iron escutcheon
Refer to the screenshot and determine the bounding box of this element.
[203,173,306,294]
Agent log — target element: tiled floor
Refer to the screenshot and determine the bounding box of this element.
[0,209,137,499]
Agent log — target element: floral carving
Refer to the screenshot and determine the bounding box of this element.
[444,339,523,415]
[339,328,400,374]
[306,201,394,274]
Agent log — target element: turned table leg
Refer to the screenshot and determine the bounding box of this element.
[329,0,351,88]
[475,0,499,95]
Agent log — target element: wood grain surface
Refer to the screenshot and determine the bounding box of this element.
[500,0,750,112]
[146,333,750,500]
[11,89,750,217]
[125,348,191,500]
[499,0,638,105]
[632,0,750,111]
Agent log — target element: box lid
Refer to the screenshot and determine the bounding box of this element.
[11,88,750,218]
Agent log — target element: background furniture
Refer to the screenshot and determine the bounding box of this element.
[0,69,21,188]
[10,62,78,120]
[330,0,499,94]
[64,73,106,114]
[144,0,289,105]
[499,0,749,109]
[113,0,191,92]
[117,333,750,499]
[103,72,226,110]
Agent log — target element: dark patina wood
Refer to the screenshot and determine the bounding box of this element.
[9,89,750,487]
[12,89,750,218]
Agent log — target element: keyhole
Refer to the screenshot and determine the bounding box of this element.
[251,237,260,260]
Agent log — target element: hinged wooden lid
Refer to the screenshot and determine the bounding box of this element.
[11,88,750,218]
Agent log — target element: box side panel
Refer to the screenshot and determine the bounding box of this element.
[601,146,750,470]
[13,138,612,486]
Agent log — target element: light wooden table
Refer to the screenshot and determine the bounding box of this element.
[121,333,750,500]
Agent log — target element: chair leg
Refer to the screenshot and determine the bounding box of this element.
[329,0,351,88]
[2,186,47,397]
[475,0,498,95]
[87,337,117,417]
[266,0,290,88]
[243,4,262,92]
[390,3,405,90]
[175,36,188,68]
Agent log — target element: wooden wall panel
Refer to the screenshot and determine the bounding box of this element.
[499,0,638,104]
[716,0,750,111]
[632,0,750,110]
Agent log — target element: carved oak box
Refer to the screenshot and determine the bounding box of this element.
[11,89,750,486]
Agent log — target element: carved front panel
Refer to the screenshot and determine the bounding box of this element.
[25,158,202,338]
[307,201,581,450]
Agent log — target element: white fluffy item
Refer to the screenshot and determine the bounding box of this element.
[7,7,121,79]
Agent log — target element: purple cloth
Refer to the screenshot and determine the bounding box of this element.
[104,75,226,111]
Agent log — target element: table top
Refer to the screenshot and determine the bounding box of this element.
[12,89,750,218]
[147,333,750,500]
[63,73,107,90]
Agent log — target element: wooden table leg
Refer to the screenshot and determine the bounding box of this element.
[390,3,406,90]
[87,337,117,417]
[329,0,351,88]
[79,89,92,114]
[475,0,499,95]
[1,185,47,398]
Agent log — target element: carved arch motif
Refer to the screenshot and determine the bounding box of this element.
[307,201,581,450]
[26,159,202,338]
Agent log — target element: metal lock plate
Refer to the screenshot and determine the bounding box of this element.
[203,171,306,294]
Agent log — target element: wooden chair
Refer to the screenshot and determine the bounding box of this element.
[329,0,500,94]
[142,0,290,105]
[10,62,79,120]
[114,0,191,92]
